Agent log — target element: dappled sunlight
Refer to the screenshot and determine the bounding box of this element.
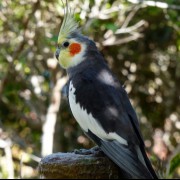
[0,0,180,178]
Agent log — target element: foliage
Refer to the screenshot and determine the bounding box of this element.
[0,0,179,178]
[168,152,180,178]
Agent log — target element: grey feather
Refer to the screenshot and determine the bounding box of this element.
[100,139,153,179]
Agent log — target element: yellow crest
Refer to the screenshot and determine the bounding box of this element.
[58,0,79,43]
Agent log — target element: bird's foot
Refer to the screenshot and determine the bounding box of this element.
[73,148,92,155]
[73,146,104,156]
[90,146,104,156]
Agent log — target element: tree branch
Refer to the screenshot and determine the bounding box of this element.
[41,77,67,157]
[103,33,143,46]
[121,5,141,28]
[38,148,125,179]
[116,20,148,34]
[127,0,180,10]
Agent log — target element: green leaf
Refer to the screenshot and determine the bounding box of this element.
[50,35,58,42]
[105,23,118,32]
[168,153,180,176]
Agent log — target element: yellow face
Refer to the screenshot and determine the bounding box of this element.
[57,39,72,69]
[56,4,87,69]
[56,37,86,69]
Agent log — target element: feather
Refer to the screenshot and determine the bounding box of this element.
[67,59,158,179]
[58,0,79,43]
[100,140,153,179]
[86,130,153,179]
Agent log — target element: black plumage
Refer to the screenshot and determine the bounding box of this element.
[65,35,158,179]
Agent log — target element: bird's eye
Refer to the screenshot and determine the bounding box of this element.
[63,41,70,48]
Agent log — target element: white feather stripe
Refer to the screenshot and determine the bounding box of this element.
[69,81,128,146]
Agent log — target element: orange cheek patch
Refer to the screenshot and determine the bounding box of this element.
[69,43,81,56]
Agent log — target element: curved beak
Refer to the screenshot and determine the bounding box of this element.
[55,48,60,60]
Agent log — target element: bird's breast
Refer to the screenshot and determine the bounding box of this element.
[68,81,103,134]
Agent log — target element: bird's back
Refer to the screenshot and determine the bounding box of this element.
[67,59,157,179]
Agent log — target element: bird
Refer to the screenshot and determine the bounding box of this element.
[55,2,158,179]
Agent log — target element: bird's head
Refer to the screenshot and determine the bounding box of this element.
[55,3,90,69]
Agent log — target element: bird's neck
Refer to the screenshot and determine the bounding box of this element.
[67,51,106,79]
[67,59,93,79]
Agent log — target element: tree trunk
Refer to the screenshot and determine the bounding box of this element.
[38,147,123,179]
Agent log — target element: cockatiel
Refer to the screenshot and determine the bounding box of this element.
[55,2,158,179]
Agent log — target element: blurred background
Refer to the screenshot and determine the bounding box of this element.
[0,0,179,178]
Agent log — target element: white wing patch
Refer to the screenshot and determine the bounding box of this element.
[69,81,128,146]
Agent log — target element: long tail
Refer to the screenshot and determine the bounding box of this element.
[87,130,157,179]
[139,144,158,179]
[100,140,154,179]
